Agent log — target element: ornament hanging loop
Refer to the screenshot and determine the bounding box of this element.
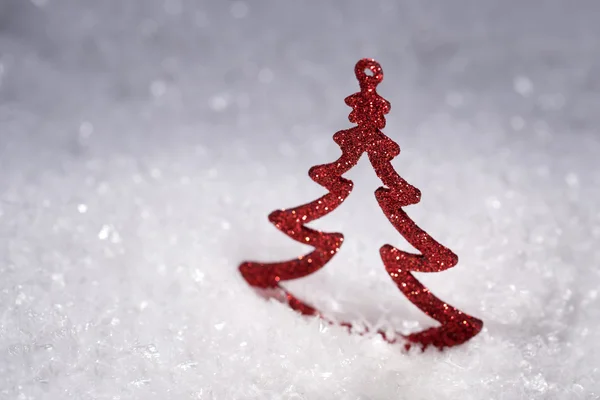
[355,58,384,91]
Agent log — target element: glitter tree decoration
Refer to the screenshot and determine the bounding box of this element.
[239,59,483,349]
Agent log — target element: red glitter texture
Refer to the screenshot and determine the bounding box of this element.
[239,59,482,349]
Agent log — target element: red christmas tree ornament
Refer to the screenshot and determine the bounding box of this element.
[239,59,483,349]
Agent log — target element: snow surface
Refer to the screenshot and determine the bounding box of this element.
[1,0,600,399]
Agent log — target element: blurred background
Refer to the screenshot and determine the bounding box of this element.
[2,0,600,147]
[1,1,600,399]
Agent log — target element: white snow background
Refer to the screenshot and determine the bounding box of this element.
[1,1,600,399]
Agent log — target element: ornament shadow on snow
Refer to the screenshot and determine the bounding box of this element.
[239,59,483,349]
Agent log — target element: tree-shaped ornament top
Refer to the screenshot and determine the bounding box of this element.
[239,59,482,349]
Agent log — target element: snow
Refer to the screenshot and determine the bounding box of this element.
[1,0,600,398]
